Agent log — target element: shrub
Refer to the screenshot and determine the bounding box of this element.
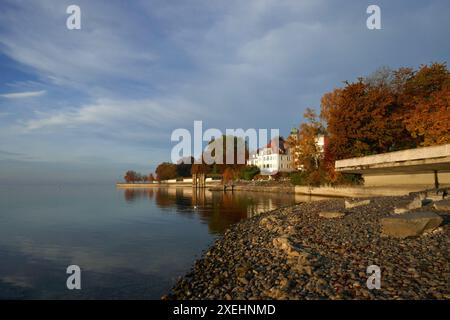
[289,171,308,185]
[239,166,260,181]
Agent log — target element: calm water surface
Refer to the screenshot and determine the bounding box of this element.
[0,184,327,299]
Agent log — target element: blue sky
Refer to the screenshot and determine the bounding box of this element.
[0,0,449,184]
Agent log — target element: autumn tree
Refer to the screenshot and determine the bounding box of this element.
[155,162,177,181]
[289,108,327,185]
[402,63,450,146]
[318,62,449,184]
[223,167,236,184]
[204,135,249,173]
[297,108,324,170]
[124,170,138,183]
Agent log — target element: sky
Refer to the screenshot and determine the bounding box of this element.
[0,0,449,184]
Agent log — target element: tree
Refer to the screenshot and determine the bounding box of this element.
[176,156,194,177]
[289,108,328,186]
[404,84,450,146]
[155,162,177,181]
[204,135,249,173]
[297,108,324,171]
[124,170,138,183]
[148,173,155,182]
[402,63,450,146]
[317,62,449,184]
[223,167,236,184]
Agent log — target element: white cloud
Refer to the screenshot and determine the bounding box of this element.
[0,0,159,92]
[0,90,46,99]
[23,97,206,134]
[0,0,449,178]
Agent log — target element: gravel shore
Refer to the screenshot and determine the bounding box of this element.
[167,194,449,300]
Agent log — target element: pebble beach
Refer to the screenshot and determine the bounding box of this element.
[167,193,449,300]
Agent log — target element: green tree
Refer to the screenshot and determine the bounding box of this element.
[155,162,177,181]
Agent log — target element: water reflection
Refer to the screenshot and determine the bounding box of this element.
[0,185,328,299]
[122,187,325,234]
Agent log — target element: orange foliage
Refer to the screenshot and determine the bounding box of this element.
[315,62,449,185]
[404,85,450,146]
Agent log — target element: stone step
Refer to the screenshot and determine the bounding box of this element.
[381,211,443,239]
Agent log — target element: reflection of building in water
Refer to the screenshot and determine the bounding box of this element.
[192,188,206,207]
[121,187,318,234]
[246,198,276,218]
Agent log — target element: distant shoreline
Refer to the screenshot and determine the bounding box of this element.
[116,181,443,198]
[116,182,221,188]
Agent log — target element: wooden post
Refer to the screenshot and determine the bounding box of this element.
[434,170,439,190]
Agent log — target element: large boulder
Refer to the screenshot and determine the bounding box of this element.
[345,199,371,209]
[393,197,423,214]
[433,200,450,212]
[381,211,443,238]
[318,211,345,218]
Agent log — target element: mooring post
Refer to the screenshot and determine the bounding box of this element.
[434,170,439,190]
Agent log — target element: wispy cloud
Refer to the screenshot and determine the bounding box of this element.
[0,149,24,157]
[0,90,46,99]
[0,0,449,181]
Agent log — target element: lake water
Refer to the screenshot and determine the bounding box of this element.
[0,184,327,299]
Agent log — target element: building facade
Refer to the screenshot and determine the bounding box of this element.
[247,137,294,175]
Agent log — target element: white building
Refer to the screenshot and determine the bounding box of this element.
[316,135,325,153]
[247,133,327,175]
[247,137,294,175]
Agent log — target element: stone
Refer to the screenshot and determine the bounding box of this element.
[259,216,279,230]
[272,237,303,257]
[393,197,422,214]
[265,288,288,300]
[345,199,371,209]
[381,211,443,238]
[318,211,345,218]
[293,264,313,276]
[433,200,450,212]
[235,265,250,277]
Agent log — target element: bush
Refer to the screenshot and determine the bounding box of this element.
[254,174,270,181]
[289,171,308,185]
[239,166,260,181]
[337,173,364,186]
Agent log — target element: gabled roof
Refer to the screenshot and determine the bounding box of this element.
[250,136,287,155]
